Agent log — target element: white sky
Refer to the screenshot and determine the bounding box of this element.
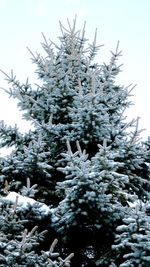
[0,0,150,141]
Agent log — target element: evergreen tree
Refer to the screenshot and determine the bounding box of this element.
[0,17,149,266]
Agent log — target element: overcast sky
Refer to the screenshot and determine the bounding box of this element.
[0,0,150,142]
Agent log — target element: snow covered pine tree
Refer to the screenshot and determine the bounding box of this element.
[0,16,150,266]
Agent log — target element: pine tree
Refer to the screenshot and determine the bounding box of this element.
[0,17,150,266]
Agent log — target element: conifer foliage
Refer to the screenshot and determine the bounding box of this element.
[0,195,74,267]
[0,17,150,266]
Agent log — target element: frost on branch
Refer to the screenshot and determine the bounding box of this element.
[0,16,150,266]
[4,191,50,215]
[0,192,73,266]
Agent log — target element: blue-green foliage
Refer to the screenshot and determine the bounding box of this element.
[0,196,73,266]
[0,17,149,266]
[55,140,127,233]
[112,205,150,267]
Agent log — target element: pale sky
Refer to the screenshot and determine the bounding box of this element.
[0,0,150,142]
